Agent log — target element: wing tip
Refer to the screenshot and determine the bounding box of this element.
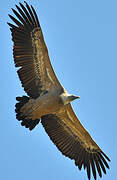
[101,151,111,162]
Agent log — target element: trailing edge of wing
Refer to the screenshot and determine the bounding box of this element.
[41,104,110,180]
[8,2,63,98]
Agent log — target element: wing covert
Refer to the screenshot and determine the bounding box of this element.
[41,104,110,180]
[8,2,63,98]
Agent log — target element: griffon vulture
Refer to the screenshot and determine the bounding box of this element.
[8,2,110,180]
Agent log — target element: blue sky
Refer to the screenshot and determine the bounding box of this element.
[0,0,116,179]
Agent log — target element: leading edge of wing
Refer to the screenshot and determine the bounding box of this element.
[8,1,63,98]
[41,104,110,180]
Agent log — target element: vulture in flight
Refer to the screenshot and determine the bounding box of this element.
[8,2,110,180]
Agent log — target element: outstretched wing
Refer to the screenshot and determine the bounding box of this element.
[41,104,110,180]
[8,2,63,98]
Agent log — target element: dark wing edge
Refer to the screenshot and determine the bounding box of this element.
[8,2,42,98]
[41,114,110,180]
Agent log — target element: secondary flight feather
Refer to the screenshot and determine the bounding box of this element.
[8,2,110,179]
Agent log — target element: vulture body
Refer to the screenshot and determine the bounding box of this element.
[8,2,110,180]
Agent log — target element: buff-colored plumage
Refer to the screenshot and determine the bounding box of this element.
[8,2,110,180]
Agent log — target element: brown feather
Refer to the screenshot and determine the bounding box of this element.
[8,15,24,28]
[90,153,96,180]
[8,2,63,98]
[98,152,110,169]
[24,1,37,26]
[8,2,110,179]
[98,156,106,174]
[41,104,110,179]
[12,8,28,27]
[15,5,32,27]
[19,3,34,26]
[93,154,102,177]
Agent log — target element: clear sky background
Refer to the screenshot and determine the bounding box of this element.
[0,0,116,180]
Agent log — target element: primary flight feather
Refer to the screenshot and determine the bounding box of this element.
[8,1,110,179]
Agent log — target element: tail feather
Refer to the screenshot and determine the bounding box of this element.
[15,96,40,130]
[15,96,30,120]
[21,119,40,130]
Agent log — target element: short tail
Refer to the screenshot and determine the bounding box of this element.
[15,96,40,130]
